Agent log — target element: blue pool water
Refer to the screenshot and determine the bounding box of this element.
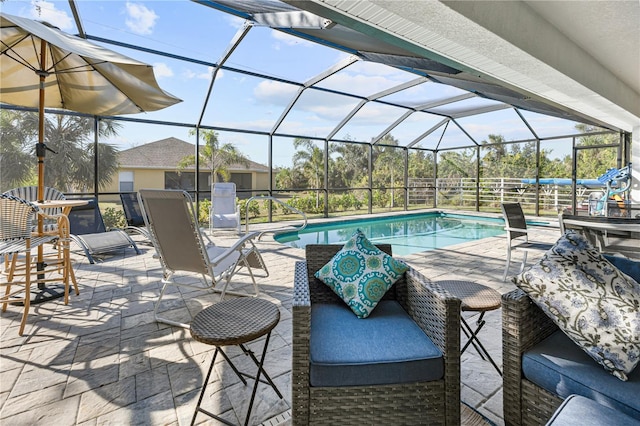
[274,212,506,256]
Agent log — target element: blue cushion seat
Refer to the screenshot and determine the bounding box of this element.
[604,254,640,282]
[523,331,640,420]
[546,394,640,426]
[310,300,443,387]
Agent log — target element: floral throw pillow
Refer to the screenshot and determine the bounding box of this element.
[315,229,409,318]
[514,230,640,381]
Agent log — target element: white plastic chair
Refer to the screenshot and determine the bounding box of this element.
[210,182,241,233]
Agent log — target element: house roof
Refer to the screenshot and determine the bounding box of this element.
[117,137,269,172]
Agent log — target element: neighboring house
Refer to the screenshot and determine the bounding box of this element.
[103,137,271,201]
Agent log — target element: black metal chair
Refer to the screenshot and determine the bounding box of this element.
[501,202,552,281]
[119,192,152,242]
[68,198,140,264]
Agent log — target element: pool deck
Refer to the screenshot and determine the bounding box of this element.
[0,210,563,425]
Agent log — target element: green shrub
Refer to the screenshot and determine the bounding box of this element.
[239,199,260,220]
[372,190,390,208]
[198,199,211,225]
[289,194,323,214]
[103,207,126,229]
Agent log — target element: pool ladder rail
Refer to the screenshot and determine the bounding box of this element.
[243,196,307,239]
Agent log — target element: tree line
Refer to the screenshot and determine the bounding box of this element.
[1,110,619,200]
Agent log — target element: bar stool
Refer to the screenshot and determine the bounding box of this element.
[189,297,283,426]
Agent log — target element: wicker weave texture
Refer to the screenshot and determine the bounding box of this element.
[3,186,66,234]
[502,288,561,426]
[309,381,446,425]
[292,244,461,426]
[0,194,62,335]
[190,298,279,346]
[435,280,501,312]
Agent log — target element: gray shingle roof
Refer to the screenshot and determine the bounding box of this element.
[117,137,269,172]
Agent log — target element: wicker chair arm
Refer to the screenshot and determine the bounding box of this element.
[293,261,311,309]
[502,287,557,355]
[34,209,70,238]
[292,261,311,425]
[404,267,461,424]
[502,287,558,426]
[403,268,461,353]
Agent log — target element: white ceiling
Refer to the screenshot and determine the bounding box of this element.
[286,0,640,133]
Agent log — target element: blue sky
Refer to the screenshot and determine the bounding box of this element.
[2,0,585,166]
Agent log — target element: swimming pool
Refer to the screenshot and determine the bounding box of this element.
[274,212,506,256]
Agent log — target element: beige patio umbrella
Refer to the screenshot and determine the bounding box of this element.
[0,12,182,205]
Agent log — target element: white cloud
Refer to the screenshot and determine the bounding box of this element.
[183,67,220,80]
[30,0,73,30]
[225,15,246,29]
[153,62,173,79]
[125,2,158,35]
[182,69,196,79]
[182,66,225,81]
[254,80,299,106]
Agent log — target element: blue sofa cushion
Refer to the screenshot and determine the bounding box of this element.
[523,330,640,420]
[604,254,640,282]
[546,394,640,426]
[310,300,443,387]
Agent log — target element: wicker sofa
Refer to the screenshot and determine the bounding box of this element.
[502,254,640,425]
[292,244,461,425]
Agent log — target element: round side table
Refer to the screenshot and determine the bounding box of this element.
[434,280,502,375]
[190,297,282,426]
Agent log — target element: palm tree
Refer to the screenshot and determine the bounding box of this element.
[39,114,120,192]
[373,135,403,207]
[293,138,325,208]
[275,167,296,190]
[331,135,368,187]
[179,129,249,184]
[0,110,35,192]
[1,110,121,192]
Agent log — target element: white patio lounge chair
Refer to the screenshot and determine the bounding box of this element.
[209,182,241,233]
[138,189,268,328]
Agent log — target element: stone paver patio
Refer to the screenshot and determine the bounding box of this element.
[0,211,562,425]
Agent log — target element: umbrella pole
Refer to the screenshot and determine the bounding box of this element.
[36,39,47,285]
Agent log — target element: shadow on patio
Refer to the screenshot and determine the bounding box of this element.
[1,219,563,425]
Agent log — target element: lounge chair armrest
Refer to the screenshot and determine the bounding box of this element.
[207,231,258,263]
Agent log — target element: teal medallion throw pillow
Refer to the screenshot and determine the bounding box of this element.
[514,230,640,381]
[315,229,409,318]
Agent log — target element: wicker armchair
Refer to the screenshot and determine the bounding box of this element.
[502,287,562,425]
[292,244,461,425]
